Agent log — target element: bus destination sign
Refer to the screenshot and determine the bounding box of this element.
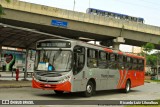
[37,41,71,48]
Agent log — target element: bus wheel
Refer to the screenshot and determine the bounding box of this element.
[124,80,131,93]
[83,81,95,97]
[54,90,64,95]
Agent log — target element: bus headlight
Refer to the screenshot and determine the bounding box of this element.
[59,76,70,83]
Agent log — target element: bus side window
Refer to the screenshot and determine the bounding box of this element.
[109,53,117,69]
[125,57,132,70]
[73,46,85,75]
[133,58,138,70]
[98,51,107,69]
[87,49,98,68]
[123,56,127,69]
[138,59,144,71]
[118,55,124,70]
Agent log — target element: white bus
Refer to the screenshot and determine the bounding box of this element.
[32,39,145,97]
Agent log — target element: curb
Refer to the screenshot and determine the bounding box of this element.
[145,81,150,83]
[145,80,160,84]
[0,85,31,88]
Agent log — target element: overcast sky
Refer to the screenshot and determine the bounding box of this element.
[20,0,160,52]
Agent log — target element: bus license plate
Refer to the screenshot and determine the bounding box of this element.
[44,84,51,87]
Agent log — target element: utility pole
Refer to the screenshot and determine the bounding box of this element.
[73,0,75,11]
[89,0,90,8]
[157,51,159,80]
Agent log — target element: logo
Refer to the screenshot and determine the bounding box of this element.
[1,100,34,105]
[2,100,10,105]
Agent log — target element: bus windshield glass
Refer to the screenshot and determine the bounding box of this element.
[36,50,72,72]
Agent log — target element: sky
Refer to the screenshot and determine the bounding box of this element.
[20,0,160,52]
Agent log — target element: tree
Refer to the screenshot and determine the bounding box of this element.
[146,54,157,67]
[142,43,155,67]
[0,0,10,16]
[143,43,155,54]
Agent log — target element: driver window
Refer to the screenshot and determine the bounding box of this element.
[73,46,85,75]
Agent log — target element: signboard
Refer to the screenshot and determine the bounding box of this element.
[27,60,34,72]
[37,41,71,48]
[51,20,68,27]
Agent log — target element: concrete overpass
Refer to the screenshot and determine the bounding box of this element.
[0,0,160,49]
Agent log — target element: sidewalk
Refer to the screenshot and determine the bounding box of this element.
[0,80,32,88]
[0,71,32,88]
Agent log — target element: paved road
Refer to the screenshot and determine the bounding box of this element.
[0,83,160,107]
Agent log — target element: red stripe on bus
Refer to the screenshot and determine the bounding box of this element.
[117,70,122,88]
[104,48,113,53]
[32,79,71,92]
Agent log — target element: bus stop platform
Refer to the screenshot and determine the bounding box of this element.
[0,71,32,88]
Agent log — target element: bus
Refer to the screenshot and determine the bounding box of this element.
[32,39,145,97]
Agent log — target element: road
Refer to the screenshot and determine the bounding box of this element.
[0,83,160,107]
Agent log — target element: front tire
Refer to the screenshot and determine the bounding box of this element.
[83,81,95,97]
[124,80,131,93]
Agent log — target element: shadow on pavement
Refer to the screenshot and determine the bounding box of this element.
[34,89,141,99]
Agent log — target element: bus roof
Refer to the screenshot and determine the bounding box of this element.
[37,39,145,59]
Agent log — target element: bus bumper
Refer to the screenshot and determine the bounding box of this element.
[32,79,71,92]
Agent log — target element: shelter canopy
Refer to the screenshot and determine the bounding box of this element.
[0,23,66,49]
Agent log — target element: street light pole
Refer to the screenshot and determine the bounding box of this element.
[73,0,75,11]
[157,51,159,80]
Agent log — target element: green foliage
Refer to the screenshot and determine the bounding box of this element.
[141,43,156,67]
[0,0,10,16]
[5,0,10,3]
[0,5,5,16]
[146,54,157,66]
[142,43,155,53]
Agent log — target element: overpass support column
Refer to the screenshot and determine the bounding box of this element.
[0,45,2,75]
[113,37,125,50]
[23,49,29,80]
[0,45,2,57]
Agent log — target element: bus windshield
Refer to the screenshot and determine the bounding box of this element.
[36,50,72,72]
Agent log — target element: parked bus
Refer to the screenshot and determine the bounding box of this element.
[32,39,145,97]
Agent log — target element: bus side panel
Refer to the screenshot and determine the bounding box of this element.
[136,71,144,86]
[107,69,120,90]
[117,70,137,89]
[118,70,145,89]
[72,68,109,92]
[129,70,144,88]
[130,70,138,87]
[117,70,125,89]
[117,69,131,89]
